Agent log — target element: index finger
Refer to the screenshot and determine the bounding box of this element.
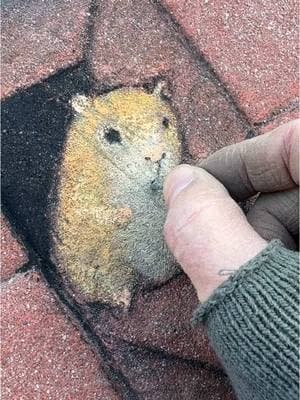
[200,119,299,200]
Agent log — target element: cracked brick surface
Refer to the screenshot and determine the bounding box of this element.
[1,271,119,400]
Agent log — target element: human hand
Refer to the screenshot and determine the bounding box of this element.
[164,119,299,302]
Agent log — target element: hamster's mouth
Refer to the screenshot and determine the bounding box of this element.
[147,152,177,193]
[150,177,163,191]
[149,158,166,192]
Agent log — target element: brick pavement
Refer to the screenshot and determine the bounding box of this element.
[1,0,298,399]
[1,215,28,281]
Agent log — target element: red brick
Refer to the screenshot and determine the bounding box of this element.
[90,0,247,161]
[94,274,220,367]
[172,71,246,160]
[259,109,300,134]
[103,336,235,400]
[1,215,28,281]
[162,0,299,123]
[1,0,90,99]
[1,271,119,400]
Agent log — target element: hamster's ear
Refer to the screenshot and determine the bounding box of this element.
[153,79,171,100]
[71,94,91,114]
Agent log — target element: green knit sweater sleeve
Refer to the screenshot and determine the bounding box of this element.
[193,240,299,400]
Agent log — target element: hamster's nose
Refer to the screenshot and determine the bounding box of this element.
[144,143,165,162]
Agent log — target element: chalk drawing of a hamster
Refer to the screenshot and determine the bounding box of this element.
[51,82,182,306]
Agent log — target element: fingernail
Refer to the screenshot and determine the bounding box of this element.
[164,165,195,206]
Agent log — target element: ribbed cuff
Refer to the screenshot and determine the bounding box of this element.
[192,240,299,400]
[192,240,296,325]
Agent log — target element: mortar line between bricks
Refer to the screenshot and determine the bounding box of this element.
[1,203,38,263]
[252,99,299,127]
[152,0,258,139]
[1,201,139,400]
[14,261,34,275]
[1,62,89,102]
[102,332,228,378]
[82,0,102,91]
[0,264,33,288]
[82,0,128,96]
[38,258,140,400]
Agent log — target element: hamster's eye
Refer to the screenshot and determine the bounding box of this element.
[162,117,170,129]
[104,128,122,144]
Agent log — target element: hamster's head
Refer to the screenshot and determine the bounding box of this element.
[71,82,181,192]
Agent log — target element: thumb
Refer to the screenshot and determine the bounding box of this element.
[164,164,267,302]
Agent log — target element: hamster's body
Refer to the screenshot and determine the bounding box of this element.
[51,85,181,305]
